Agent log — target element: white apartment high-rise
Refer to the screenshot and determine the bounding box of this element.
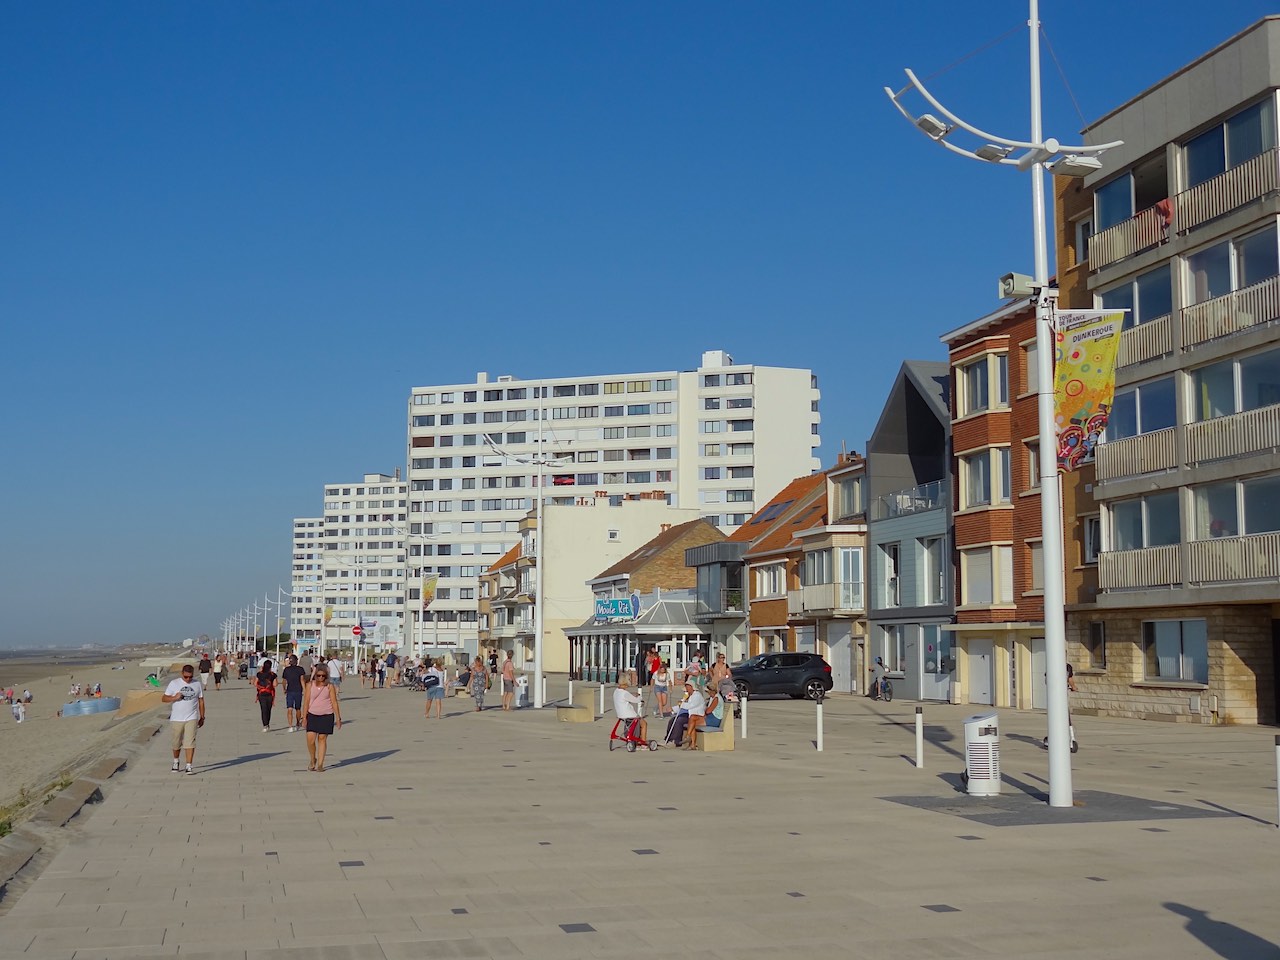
[316,473,409,655]
[406,349,821,658]
[290,516,323,646]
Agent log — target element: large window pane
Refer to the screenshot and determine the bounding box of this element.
[1140,378,1177,432]
[1146,491,1181,546]
[1238,347,1280,412]
[1112,500,1143,551]
[1227,99,1273,168]
[1243,474,1280,534]
[964,548,993,604]
[1188,241,1232,303]
[1237,224,1279,288]
[1101,283,1135,330]
[1109,389,1138,439]
[1193,359,1236,420]
[1186,127,1226,188]
[1136,264,1173,323]
[965,361,988,413]
[1193,481,1238,539]
[1148,621,1184,679]
[1096,174,1133,230]
[1183,620,1209,683]
[964,453,991,507]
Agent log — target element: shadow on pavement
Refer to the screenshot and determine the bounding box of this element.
[200,751,290,773]
[330,749,399,768]
[1164,902,1279,960]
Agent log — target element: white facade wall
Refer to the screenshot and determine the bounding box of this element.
[317,473,409,655]
[290,517,323,644]
[407,350,820,655]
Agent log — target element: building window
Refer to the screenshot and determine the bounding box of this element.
[1023,339,1039,395]
[1184,98,1274,189]
[1026,442,1041,489]
[1085,621,1106,669]
[627,380,651,393]
[1142,619,1208,683]
[1192,474,1280,539]
[729,466,753,479]
[837,475,864,519]
[1099,262,1173,330]
[961,451,991,507]
[1028,541,1044,591]
[957,353,1009,416]
[604,381,624,394]
[703,444,721,457]
[755,563,784,598]
[727,372,752,386]
[1082,516,1101,564]
[881,542,900,607]
[729,419,754,432]
[1109,376,1176,439]
[1187,224,1279,306]
[882,624,905,673]
[1094,152,1168,231]
[1192,345,1280,422]
[701,421,723,434]
[802,549,831,586]
[919,536,945,605]
[703,467,721,480]
[1111,491,1181,550]
[726,489,752,502]
[960,545,1013,605]
[703,374,721,388]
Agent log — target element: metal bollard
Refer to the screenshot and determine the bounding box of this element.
[915,706,924,769]
[816,699,824,752]
[568,679,574,707]
[599,684,605,717]
[542,676,547,704]
[739,692,748,739]
[1275,735,1279,828]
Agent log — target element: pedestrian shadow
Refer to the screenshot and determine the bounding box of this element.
[330,750,399,768]
[1164,902,1279,959]
[200,751,290,773]
[1006,733,1047,749]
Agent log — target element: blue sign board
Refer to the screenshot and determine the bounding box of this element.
[594,593,641,622]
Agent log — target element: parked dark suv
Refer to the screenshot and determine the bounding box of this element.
[730,653,833,700]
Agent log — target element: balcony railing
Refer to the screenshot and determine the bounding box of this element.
[1181,275,1280,349]
[1185,405,1280,465]
[1099,544,1180,590]
[1089,150,1279,272]
[871,479,946,521]
[695,588,746,618]
[787,581,865,616]
[491,622,518,640]
[1188,532,1280,584]
[1095,426,1177,481]
[1089,204,1170,271]
[1175,148,1278,235]
[1117,314,1172,368]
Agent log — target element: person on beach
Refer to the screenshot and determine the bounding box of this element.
[162,664,205,775]
[280,654,305,732]
[11,702,25,723]
[470,656,488,711]
[253,659,277,732]
[500,651,516,711]
[302,664,341,772]
[424,658,446,718]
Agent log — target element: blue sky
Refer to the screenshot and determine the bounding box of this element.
[1,1,1274,648]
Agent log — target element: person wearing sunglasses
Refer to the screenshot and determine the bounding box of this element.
[302,667,342,772]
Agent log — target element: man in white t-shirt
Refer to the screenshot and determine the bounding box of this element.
[162,664,205,775]
[612,675,648,743]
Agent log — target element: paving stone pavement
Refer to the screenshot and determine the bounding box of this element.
[1,678,1278,959]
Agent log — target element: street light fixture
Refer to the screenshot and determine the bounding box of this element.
[885,0,1122,809]
[483,413,573,710]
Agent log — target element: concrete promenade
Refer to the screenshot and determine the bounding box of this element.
[0,677,1278,959]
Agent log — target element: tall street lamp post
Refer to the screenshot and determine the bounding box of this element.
[885,0,1121,808]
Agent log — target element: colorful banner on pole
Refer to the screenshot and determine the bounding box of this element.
[421,575,439,611]
[322,606,333,625]
[1054,309,1125,472]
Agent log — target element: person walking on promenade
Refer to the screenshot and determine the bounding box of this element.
[303,664,342,772]
[709,652,732,696]
[500,651,516,711]
[198,653,212,692]
[280,654,306,732]
[211,655,224,692]
[253,659,278,732]
[162,664,205,775]
[326,653,344,691]
[424,658,446,719]
[470,656,488,712]
[652,661,671,718]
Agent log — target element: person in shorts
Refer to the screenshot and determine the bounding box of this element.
[424,658,446,719]
[280,654,306,732]
[162,664,205,774]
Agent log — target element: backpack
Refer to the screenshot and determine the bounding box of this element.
[422,673,440,689]
[255,674,275,697]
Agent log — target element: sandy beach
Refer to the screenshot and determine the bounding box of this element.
[0,649,209,817]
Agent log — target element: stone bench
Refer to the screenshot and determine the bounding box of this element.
[83,757,127,782]
[556,704,594,723]
[697,716,735,752]
[31,779,103,828]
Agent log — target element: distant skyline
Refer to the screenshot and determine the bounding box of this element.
[2,1,1276,647]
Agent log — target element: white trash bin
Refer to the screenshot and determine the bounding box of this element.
[963,712,1000,797]
[515,676,530,708]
